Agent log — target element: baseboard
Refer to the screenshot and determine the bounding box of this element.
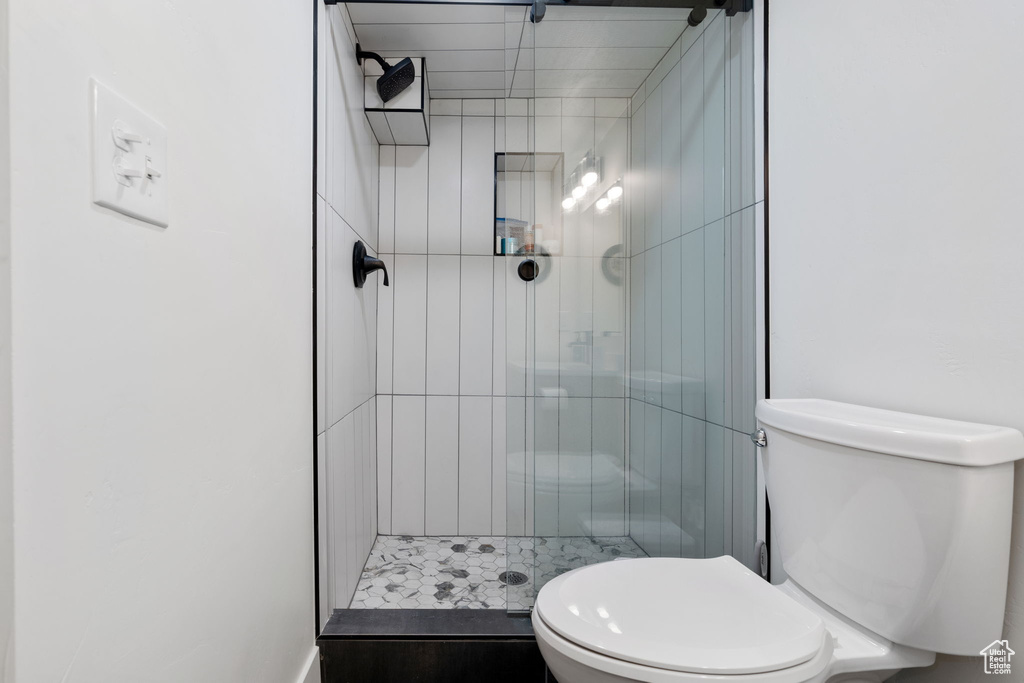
[296,645,321,683]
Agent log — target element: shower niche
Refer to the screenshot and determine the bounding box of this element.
[494,152,563,256]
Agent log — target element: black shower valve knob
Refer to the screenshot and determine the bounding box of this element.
[353,240,389,288]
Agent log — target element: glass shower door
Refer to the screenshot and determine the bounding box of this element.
[505,3,759,613]
[503,2,637,610]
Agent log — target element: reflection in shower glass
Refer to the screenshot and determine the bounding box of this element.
[503,3,758,612]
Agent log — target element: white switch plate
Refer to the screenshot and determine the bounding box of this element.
[91,79,168,227]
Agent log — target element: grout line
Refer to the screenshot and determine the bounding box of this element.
[488,266,495,532]
[423,143,432,536]
[456,112,464,535]
[508,10,527,99]
[390,160,398,535]
[322,393,377,436]
[701,25,710,486]
[489,394,494,534]
[384,251,654,258]
[353,21,510,27]
[676,37,686,556]
[373,147,385,535]
[376,392,627,399]
[626,395,754,438]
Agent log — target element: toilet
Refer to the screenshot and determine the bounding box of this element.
[533,399,1024,683]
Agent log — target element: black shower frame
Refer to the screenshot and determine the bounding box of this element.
[312,0,767,637]
[313,0,320,636]
[325,0,753,13]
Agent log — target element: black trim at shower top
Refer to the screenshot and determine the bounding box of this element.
[323,0,753,17]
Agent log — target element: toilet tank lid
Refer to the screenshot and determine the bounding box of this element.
[756,399,1024,467]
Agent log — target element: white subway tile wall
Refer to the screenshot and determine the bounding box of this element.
[461,117,497,255]
[378,97,631,538]
[626,10,760,570]
[425,255,461,395]
[425,396,460,533]
[318,3,381,617]
[391,395,427,534]
[394,147,429,253]
[458,397,494,534]
[459,256,494,396]
[391,254,428,394]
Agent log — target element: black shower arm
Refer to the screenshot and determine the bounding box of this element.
[356,44,391,72]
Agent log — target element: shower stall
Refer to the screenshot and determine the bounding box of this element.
[318,0,762,621]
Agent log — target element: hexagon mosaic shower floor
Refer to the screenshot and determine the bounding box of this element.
[350,535,646,611]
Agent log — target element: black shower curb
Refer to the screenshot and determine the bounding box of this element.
[318,609,552,682]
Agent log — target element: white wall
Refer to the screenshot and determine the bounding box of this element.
[376,97,633,540]
[768,1,1024,680]
[317,3,380,615]
[627,10,760,569]
[7,1,316,681]
[0,0,11,678]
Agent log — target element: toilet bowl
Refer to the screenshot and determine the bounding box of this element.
[533,557,931,683]
[532,399,1024,683]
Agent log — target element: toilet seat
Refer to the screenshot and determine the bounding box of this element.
[533,609,835,683]
[534,556,830,677]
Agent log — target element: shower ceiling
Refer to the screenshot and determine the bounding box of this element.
[345,3,693,98]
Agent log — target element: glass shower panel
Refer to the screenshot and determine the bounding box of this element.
[505,3,758,613]
[628,8,760,569]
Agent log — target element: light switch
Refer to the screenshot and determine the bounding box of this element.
[91,79,168,227]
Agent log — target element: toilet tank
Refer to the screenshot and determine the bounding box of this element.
[756,399,1024,656]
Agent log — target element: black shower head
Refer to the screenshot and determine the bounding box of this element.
[356,45,416,104]
[377,57,415,103]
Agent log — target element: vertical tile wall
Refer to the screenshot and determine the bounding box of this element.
[627,10,760,569]
[377,99,500,538]
[318,3,381,618]
[377,98,632,539]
